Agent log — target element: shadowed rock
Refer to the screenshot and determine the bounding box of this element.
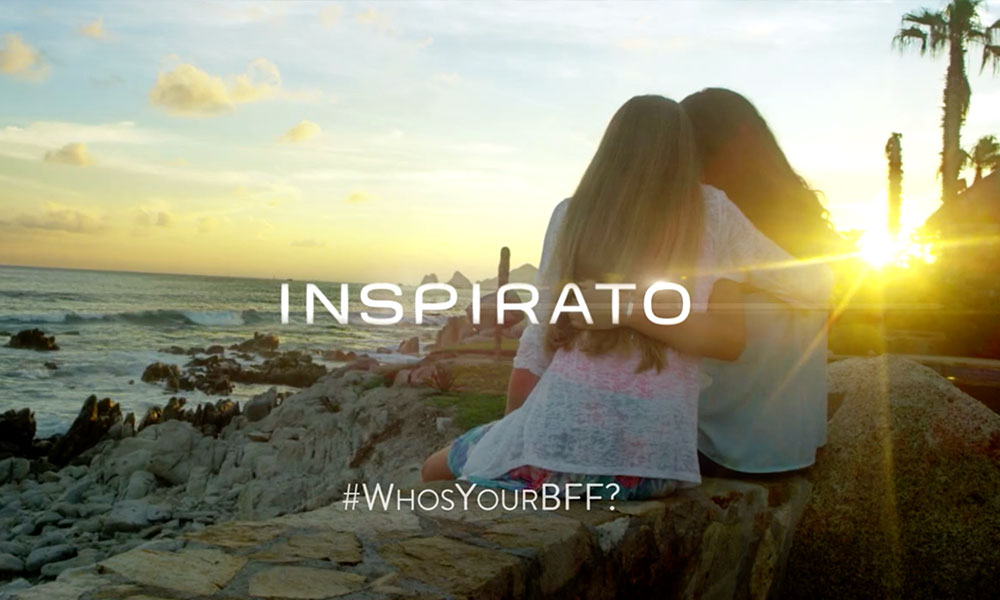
[136,396,241,437]
[230,332,279,356]
[48,396,122,467]
[0,409,36,458]
[235,351,326,388]
[7,329,59,351]
[396,336,419,355]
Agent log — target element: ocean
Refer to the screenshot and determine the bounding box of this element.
[0,265,465,436]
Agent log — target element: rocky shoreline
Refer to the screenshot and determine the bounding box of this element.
[0,352,455,587]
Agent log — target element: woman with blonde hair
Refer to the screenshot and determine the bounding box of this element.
[421,95,830,498]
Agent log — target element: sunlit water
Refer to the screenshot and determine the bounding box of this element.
[0,266,466,436]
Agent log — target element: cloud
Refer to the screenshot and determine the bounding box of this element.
[135,209,174,227]
[320,5,344,27]
[149,59,295,116]
[0,34,49,81]
[80,17,107,39]
[1,121,161,147]
[345,191,372,204]
[291,239,326,248]
[280,120,321,143]
[279,121,319,143]
[15,207,105,234]
[43,143,95,166]
[356,7,393,33]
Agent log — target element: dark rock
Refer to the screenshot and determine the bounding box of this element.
[43,361,58,370]
[160,346,186,355]
[245,387,280,422]
[25,544,76,572]
[230,332,279,355]
[235,350,326,388]
[397,336,420,355]
[0,409,35,457]
[446,271,472,289]
[137,397,240,437]
[206,345,225,355]
[144,357,236,396]
[187,399,240,436]
[435,316,475,349]
[325,349,358,362]
[162,397,187,421]
[138,405,163,431]
[0,552,24,576]
[332,356,380,377]
[48,396,121,467]
[141,362,181,388]
[7,329,59,351]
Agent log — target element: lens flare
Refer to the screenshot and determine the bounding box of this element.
[857,229,936,269]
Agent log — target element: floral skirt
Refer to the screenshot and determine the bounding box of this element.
[447,422,685,501]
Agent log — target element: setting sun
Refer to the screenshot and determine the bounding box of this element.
[857,228,936,269]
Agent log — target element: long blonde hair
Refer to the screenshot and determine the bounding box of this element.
[545,95,703,372]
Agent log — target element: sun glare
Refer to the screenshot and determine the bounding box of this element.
[857,228,936,269]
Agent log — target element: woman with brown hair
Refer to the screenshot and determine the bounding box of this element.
[679,87,842,475]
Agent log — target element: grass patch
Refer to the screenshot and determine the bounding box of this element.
[446,360,513,395]
[427,392,506,430]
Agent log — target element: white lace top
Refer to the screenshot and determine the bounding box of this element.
[460,185,833,483]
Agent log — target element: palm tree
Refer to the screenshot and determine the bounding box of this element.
[885,132,903,239]
[893,0,1000,203]
[964,134,1000,182]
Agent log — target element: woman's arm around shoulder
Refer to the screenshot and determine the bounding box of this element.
[627,278,746,361]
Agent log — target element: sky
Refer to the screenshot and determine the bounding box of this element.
[1,0,998,283]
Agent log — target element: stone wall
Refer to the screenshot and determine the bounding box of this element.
[3,477,810,600]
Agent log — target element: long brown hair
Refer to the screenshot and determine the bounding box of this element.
[544,95,703,372]
[680,88,844,259]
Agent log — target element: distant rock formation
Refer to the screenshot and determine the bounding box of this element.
[478,263,538,289]
[396,336,420,355]
[6,328,60,351]
[446,271,472,289]
[419,273,438,285]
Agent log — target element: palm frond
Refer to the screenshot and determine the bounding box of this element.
[959,148,971,168]
[901,9,947,31]
[894,26,931,53]
[968,27,989,43]
[982,44,1000,74]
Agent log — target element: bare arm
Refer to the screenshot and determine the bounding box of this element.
[626,279,746,361]
[505,368,539,414]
